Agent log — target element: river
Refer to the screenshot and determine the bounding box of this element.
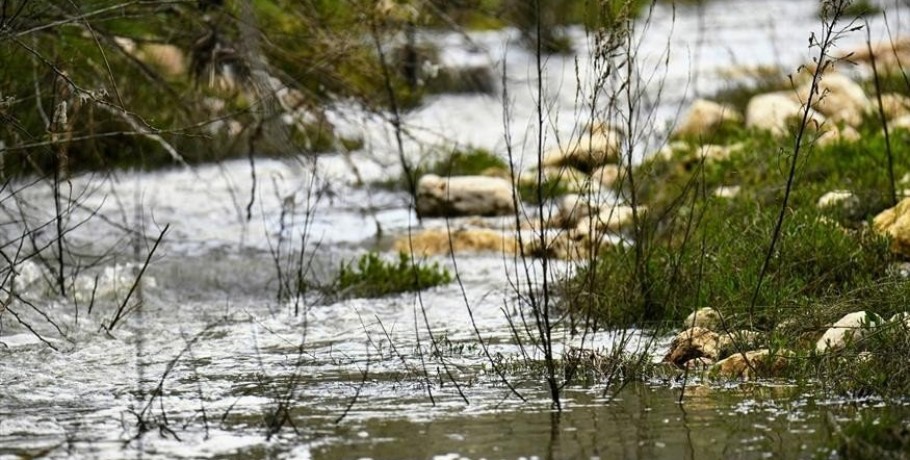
[2,1,909,458]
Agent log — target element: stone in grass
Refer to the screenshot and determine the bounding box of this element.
[672,99,743,139]
[816,190,860,215]
[710,349,790,380]
[682,307,723,331]
[745,92,826,137]
[663,327,720,368]
[416,174,515,218]
[873,198,910,256]
[542,127,621,172]
[815,311,883,353]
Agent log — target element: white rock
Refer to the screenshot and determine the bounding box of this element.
[416,174,515,218]
[878,93,910,121]
[574,205,645,233]
[542,129,621,171]
[713,186,741,199]
[683,307,724,330]
[672,99,742,138]
[817,190,859,211]
[798,73,872,127]
[816,311,882,353]
[746,92,826,136]
[892,115,910,131]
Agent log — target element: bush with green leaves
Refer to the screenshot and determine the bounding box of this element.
[335,252,452,299]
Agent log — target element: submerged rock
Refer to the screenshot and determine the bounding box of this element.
[710,349,790,379]
[672,99,743,138]
[394,227,517,256]
[816,311,882,353]
[873,198,910,256]
[682,307,724,331]
[663,327,720,367]
[416,174,515,218]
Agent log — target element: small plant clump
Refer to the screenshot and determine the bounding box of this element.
[335,251,452,299]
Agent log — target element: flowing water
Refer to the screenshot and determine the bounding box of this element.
[3,1,910,458]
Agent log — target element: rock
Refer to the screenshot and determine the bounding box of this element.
[683,307,723,330]
[656,141,691,161]
[890,312,910,329]
[694,144,740,163]
[416,174,515,218]
[817,190,860,213]
[663,327,720,367]
[542,128,621,172]
[137,43,187,77]
[590,165,622,188]
[746,92,826,137]
[873,198,910,256]
[816,311,882,353]
[878,93,910,121]
[713,185,741,199]
[682,356,716,372]
[845,38,910,73]
[522,230,607,260]
[816,125,860,147]
[798,73,871,127]
[710,349,789,379]
[672,99,743,138]
[394,228,517,256]
[716,330,763,359]
[574,205,644,234]
[892,115,910,131]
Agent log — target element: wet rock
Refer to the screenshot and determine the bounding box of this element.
[710,349,789,379]
[681,356,715,372]
[672,99,743,138]
[542,128,621,172]
[663,327,720,367]
[394,227,517,256]
[816,311,882,353]
[746,92,826,137]
[798,73,871,127]
[717,330,763,359]
[416,174,515,218]
[682,307,723,331]
[873,198,910,256]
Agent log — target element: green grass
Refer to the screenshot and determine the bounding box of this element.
[335,252,452,298]
[566,116,910,330]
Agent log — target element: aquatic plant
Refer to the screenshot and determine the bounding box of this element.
[335,251,452,299]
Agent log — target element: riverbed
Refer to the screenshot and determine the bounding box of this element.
[2,1,910,458]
